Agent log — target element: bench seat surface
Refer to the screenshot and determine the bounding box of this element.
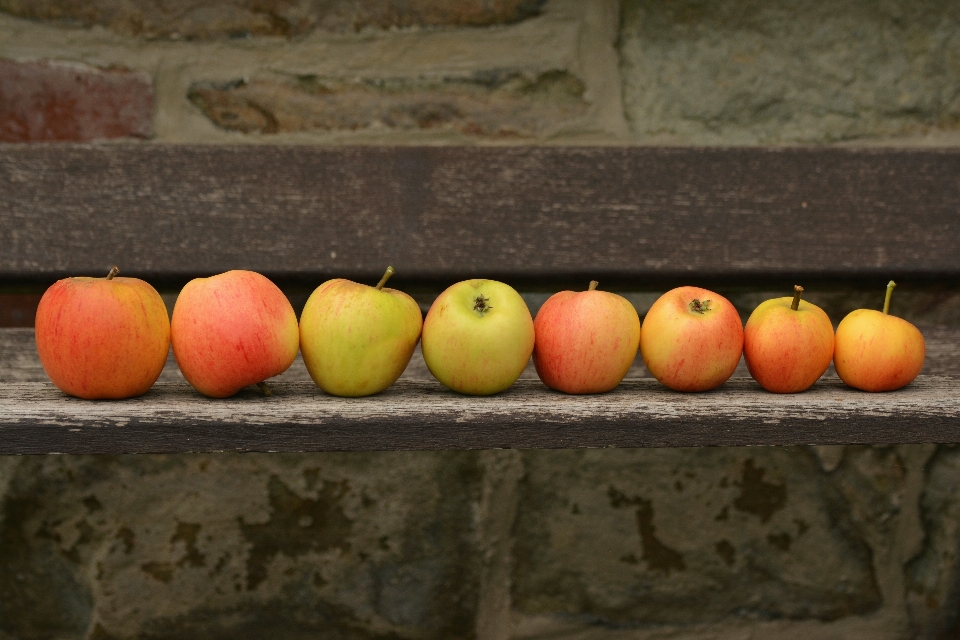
[2,327,959,454]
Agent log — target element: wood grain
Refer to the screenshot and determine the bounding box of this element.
[2,327,960,453]
[3,145,960,286]
[1,377,959,454]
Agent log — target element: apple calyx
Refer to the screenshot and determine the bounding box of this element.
[588,280,599,291]
[256,381,273,397]
[376,266,396,291]
[791,285,804,311]
[106,266,120,280]
[883,280,896,315]
[473,295,492,315]
[689,298,712,314]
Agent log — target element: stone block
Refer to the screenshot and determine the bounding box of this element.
[0,59,152,142]
[187,71,587,138]
[906,445,960,638]
[0,452,484,638]
[0,0,545,39]
[620,0,960,143]
[512,448,882,628]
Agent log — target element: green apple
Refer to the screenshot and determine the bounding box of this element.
[421,279,534,395]
[299,266,423,397]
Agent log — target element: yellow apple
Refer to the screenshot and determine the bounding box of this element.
[834,281,925,392]
[299,266,423,397]
[421,279,534,395]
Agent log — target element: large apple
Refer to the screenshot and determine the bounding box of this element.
[533,281,640,394]
[299,266,422,397]
[743,285,835,393]
[421,279,534,395]
[640,286,743,392]
[171,270,299,398]
[834,280,925,392]
[35,266,170,399]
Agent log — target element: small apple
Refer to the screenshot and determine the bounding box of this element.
[640,286,743,392]
[834,280,925,392]
[743,285,835,393]
[34,266,170,399]
[299,266,423,397]
[171,270,299,398]
[533,280,640,394]
[421,279,534,395]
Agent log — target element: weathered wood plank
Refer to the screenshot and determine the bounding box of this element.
[1,377,958,454]
[3,326,958,452]
[2,145,960,286]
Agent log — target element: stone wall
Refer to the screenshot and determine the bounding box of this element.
[3,443,960,639]
[3,0,960,144]
[3,1,960,638]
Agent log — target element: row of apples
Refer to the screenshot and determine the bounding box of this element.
[33,267,924,400]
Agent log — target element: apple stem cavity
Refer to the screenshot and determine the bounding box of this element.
[689,299,712,314]
[473,295,492,315]
[791,285,804,311]
[589,280,599,291]
[256,382,273,397]
[376,266,395,291]
[106,266,119,280]
[883,280,897,315]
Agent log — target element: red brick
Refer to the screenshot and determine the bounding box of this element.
[0,60,153,142]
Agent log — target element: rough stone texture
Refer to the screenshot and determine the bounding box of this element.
[0,1,626,144]
[188,70,587,137]
[0,0,545,39]
[906,445,960,638]
[512,448,882,628]
[0,452,484,639]
[620,0,960,143]
[0,59,152,142]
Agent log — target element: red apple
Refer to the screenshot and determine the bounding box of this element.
[834,281,925,392]
[743,286,835,393]
[640,286,743,392]
[34,266,170,399]
[171,270,299,398]
[533,281,640,394]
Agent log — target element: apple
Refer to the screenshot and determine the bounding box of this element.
[421,279,534,395]
[743,285,835,393]
[533,280,640,394]
[640,286,743,392]
[34,266,170,399]
[834,280,925,392]
[171,270,299,398]
[299,266,422,397]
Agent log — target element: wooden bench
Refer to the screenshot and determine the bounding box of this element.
[2,144,959,454]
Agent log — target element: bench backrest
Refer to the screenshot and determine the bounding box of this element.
[2,145,959,289]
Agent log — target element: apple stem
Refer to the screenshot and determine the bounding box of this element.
[883,280,897,315]
[791,285,804,311]
[589,280,598,291]
[256,382,273,397]
[376,266,395,291]
[106,266,119,280]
